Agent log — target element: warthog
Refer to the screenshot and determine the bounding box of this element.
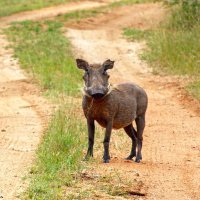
[76,58,148,163]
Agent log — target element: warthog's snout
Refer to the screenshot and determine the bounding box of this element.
[91,92,105,99]
[87,88,107,99]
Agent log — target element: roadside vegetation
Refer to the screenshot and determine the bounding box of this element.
[6,20,87,199]
[124,0,200,99]
[0,0,83,17]
[110,0,159,7]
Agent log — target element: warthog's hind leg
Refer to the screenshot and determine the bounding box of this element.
[124,124,137,160]
[135,114,145,163]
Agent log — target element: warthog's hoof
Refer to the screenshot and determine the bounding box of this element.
[83,157,89,161]
[125,155,135,160]
[135,157,142,163]
[83,155,93,161]
[103,159,110,163]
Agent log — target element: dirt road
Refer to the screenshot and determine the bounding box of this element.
[0,31,48,199]
[66,3,200,199]
[0,1,112,199]
[0,1,200,199]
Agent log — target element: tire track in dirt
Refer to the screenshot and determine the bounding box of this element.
[65,3,200,199]
[0,32,46,199]
[0,1,110,27]
[0,1,117,199]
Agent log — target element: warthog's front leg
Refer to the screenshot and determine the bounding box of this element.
[103,121,113,163]
[85,118,95,160]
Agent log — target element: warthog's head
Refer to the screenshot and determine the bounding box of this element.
[76,59,114,100]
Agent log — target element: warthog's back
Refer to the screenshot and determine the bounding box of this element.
[83,83,148,130]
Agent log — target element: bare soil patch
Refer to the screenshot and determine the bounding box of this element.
[65,3,200,199]
[0,32,51,199]
[65,3,167,30]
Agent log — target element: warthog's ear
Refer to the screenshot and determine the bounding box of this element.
[103,59,114,71]
[76,59,89,71]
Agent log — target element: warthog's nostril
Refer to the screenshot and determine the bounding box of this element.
[91,93,105,99]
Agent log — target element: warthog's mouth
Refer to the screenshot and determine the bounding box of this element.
[81,84,112,100]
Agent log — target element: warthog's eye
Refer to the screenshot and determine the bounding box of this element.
[103,71,110,78]
[83,71,89,79]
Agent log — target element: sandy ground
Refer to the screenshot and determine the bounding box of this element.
[0,1,114,199]
[0,31,51,199]
[0,1,200,199]
[65,3,200,200]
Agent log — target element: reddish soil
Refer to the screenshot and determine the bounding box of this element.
[65,3,200,200]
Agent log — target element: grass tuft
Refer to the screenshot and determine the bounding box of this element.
[25,106,86,199]
[143,26,200,76]
[187,82,200,100]
[123,28,152,41]
[0,0,80,17]
[110,0,159,7]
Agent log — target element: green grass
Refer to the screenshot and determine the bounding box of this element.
[123,1,200,100]
[0,0,80,17]
[123,28,152,41]
[187,82,200,100]
[25,106,86,200]
[143,26,200,76]
[110,0,159,7]
[6,20,87,199]
[6,20,82,97]
[57,7,105,22]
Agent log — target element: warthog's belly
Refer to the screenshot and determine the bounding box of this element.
[95,112,136,130]
[95,101,137,130]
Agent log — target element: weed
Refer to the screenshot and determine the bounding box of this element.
[187,82,200,100]
[123,28,152,41]
[24,106,87,199]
